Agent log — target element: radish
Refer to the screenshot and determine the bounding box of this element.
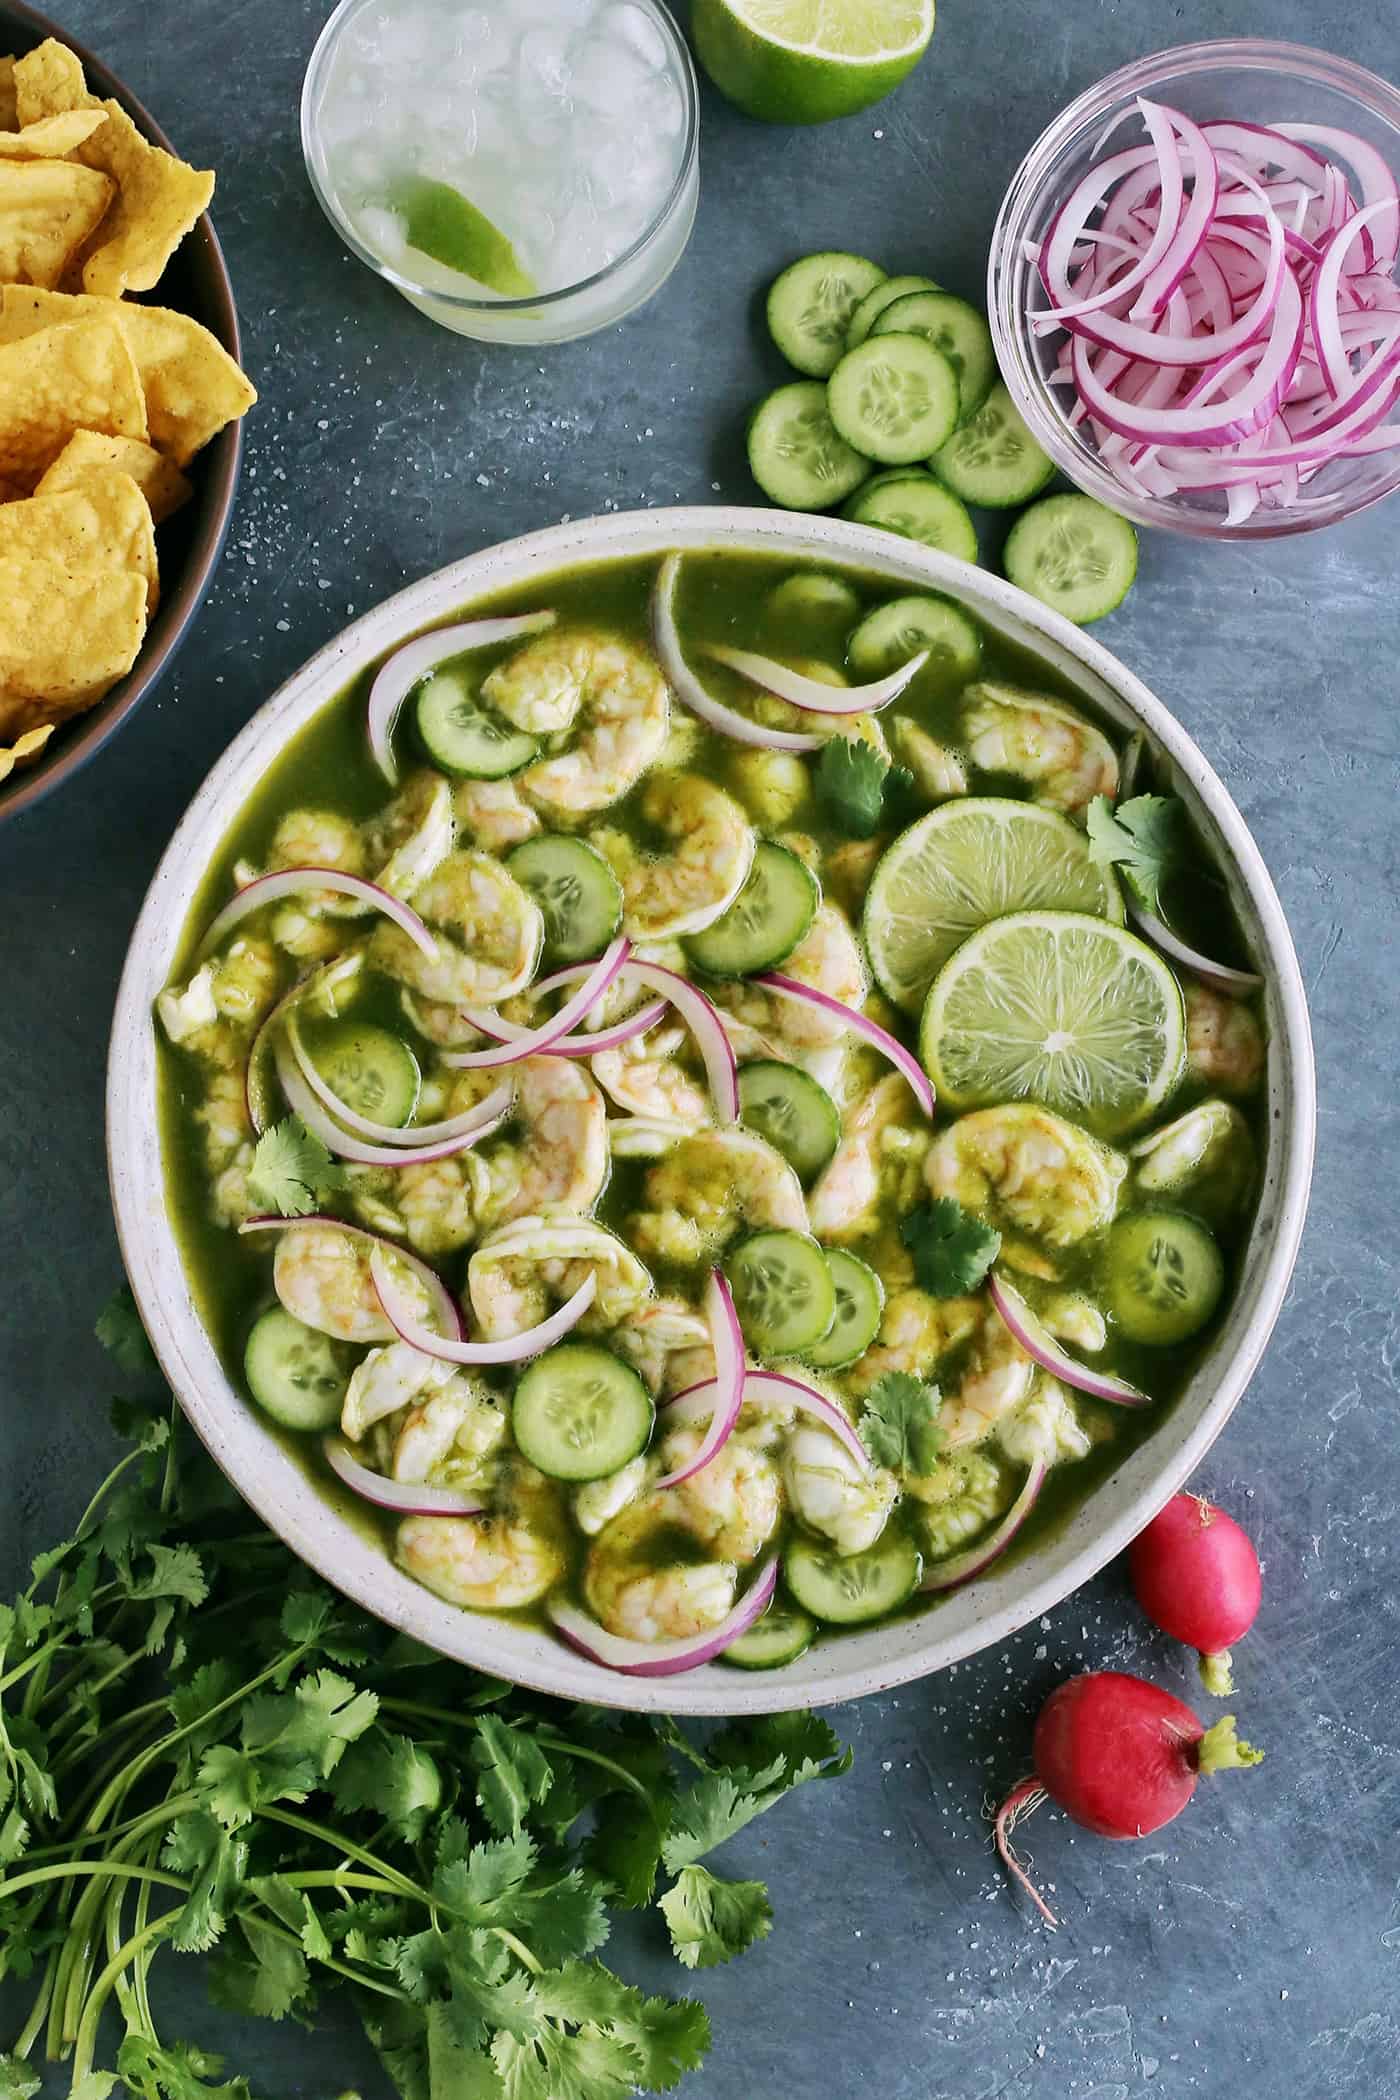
[994,1671,1263,1927]
[1129,1492,1262,1696]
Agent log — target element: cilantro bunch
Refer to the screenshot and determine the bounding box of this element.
[0,1296,850,2100]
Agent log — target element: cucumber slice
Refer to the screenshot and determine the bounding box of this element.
[507,836,623,964]
[738,1061,841,1181]
[245,1307,355,1432]
[686,841,818,977]
[1003,494,1138,625]
[932,381,1055,507]
[844,474,979,562]
[726,1228,836,1357]
[784,1532,922,1625]
[765,572,864,626]
[827,335,961,465]
[1102,1210,1225,1346]
[511,1343,654,1482]
[766,252,886,377]
[415,670,540,778]
[747,382,871,512]
[804,1249,885,1369]
[871,291,995,422]
[846,273,940,349]
[304,1021,420,1127]
[722,1605,817,1669]
[846,594,981,683]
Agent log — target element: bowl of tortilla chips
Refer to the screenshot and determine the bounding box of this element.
[0,3,256,824]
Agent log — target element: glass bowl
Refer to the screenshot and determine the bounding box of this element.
[988,39,1400,539]
[301,0,699,346]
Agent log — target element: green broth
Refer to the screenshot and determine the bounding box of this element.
[157,546,1267,1654]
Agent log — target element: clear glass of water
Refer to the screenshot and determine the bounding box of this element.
[302,0,699,345]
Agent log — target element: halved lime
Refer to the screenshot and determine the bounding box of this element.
[863,797,1123,1014]
[919,910,1186,1137]
[692,0,935,125]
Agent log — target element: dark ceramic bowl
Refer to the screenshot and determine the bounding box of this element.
[0,0,244,826]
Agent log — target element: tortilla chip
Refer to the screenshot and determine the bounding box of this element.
[0,314,147,480]
[0,159,114,287]
[13,40,213,297]
[0,473,25,500]
[38,427,190,522]
[0,110,107,158]
[0,470,158,611]
[0,59,16,134]
[0,556,147,712]
[0,286,254,464]
[0,721,55,782]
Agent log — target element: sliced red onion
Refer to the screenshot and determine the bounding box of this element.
[702,643,930,717]
[1309,199,1396,395]
[920,1460,1047,1592]
[619,959,739,1123]
[651,554,823,755]
[653,1272,744,1489]
[463,960,669,1057]
[548,1554,779,1677]
[988,1272,1149,1408]
[1280,123,1400,271]
[237,1214,465,1338]
[202,869,437,961]
[274,1036,512,1166]
[366,611,556,785]
[370,1242,595,1364]
[285,1020,514,1148]
[440,936,631,1068]
[1122,895,1263,994]
[246,955,365,1136]
[323,1436,485,1517]
[664,1367,871,1475]
[751,972,935,1119]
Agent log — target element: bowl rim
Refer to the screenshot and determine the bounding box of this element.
[0,0,245,828]
[107,505,1317,1716]
[987,34,1400,541]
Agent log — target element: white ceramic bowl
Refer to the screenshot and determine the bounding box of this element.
[107,507,1315,1716]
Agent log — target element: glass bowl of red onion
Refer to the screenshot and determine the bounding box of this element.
[988,39,1400,537]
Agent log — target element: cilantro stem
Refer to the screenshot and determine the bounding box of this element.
[0,1860,186,1903]
[69,1912,176,2086]
[10,1949,56,2059]
[237,1899,410,2002]
[531,1730,659,1815]
[259,1809,432,1906]
[492,1926,542,1974]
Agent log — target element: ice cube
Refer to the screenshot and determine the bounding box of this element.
[357,203,408,263]
[597,2,669,70]
[518,25,571,99]
[567,34,653,117]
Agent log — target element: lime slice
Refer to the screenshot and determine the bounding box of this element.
[919,910,1186,1136]
[863,797,1123,1015]
[692,0,935,124]
[389,175,536,297]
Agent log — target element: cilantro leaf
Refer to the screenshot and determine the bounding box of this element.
[161,1811,247,1953]
[1086,791,1186,914]
[114,2036,253,2100]
[858,1371,943,1475]
[661,1714,850,1872]
[246,1115,347,1218]
[469,1714,554,1835]
[0,2056,42,2100]
[902,1195,1001,1297]
[208,1914,311,2023]
[95,1287,159,1380]
[814,735,919,840]
[660,1865,772,1969]
[331,1731,443,1841]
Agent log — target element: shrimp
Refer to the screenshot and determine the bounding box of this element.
[629,1128,808,1267]
[939,1303,1037,1450]
[655,1427,783,1561]
[808,1074,931,1243]
[906,1451,1012,1561]
[612,1296,711,1397]
[1131,1096,1256,1220]
[343,1340,460,1440]
[272,1224,401,1344]
[468,1217,653,1340]
[728,747,810,828]
[785,1423,896,1556]
[719,905,867,1050]
[452,775,540,852]
[618,772,756,940]
[348,1152,489,1257]
[161,940,283,1066]
[400,992,490,1052]
[823,837,885,921]
[1184,985,1265,1097]
[486,1057,609,1225]
[592,1021,711,1131]
[371,849,544,1008]
[1038,1289,1108,1354]
[392,1375,508,1488]
[607,1116,695,1159]
[961,681,1118,816]
[397,1472,567,1610]
[361,771,455,901]
[267,807,366,882]
[925,1104,1126,1247]
[495,632,669,816]
[890,717,968,802]
[844,1288,982,1399]
[193,1068,252,1170]
[996,1373,1091,1466]
[573,1454,656,1536]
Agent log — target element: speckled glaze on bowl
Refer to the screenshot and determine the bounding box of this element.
[106,508,1316,1716]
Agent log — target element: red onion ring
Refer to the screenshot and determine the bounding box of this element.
[440,936,631,1068]
[750,972,935,1119]
[988,1272,1149,1408]
[548,1554,779,1676]
[920,1460,1047,1591]
[201,868,437,961]
[286,1020,514,1148]
[237,1214,465,1340]
[619,959,740,1123]
[274,1036,512,1167]
[366,611,555,785]
[370,1243,595,1364]
[244,951,365,1137]
[323,1436,486,1517]
[651,554,823,754]
[664,1367,872,1475]
[702,643,930,717]
[1121,897,1263,994]
[653,1272,745,1489]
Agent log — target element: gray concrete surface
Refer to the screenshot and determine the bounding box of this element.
[2,0,1398,2092]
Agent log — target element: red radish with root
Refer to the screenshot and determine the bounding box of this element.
[1129,1492,1262,1695]
[995,1671,1263,1927]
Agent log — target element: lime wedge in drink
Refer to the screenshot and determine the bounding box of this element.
[389,175,537,297]
[863,797,1123,1015]
[692,0,935,124]
[919,910,1186,1137]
